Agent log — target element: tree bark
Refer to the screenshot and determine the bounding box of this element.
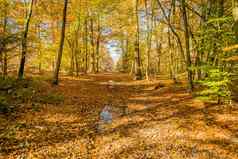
[135,0,143,80]
[84,18,89,73]
[96,15,101,73]
[181,0,193,91]
[145,0,153,80]
[233,0,238,40]
[3,10,8,77]
[90,17,96,73]
[18,0,34,79]
[52,0,68,84]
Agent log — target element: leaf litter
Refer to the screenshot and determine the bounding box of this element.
[1,73,238,159]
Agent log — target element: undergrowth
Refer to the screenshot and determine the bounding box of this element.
[0,76,64,114]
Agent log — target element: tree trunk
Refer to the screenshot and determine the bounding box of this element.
[67,38,75,76]
[96,15,101,73]
[168,30,176,81]
[135,0,143,80]
[181,0,193,91]
[75,19,81,76]
[145,0,153,80]
[233,0,238,19]
[121,36,128,72]
[18,0,34,79]
[156,0,186,64]
[84,18,88,73]
[90,17,96,73]
[3,11,8,77]
[154,16,161,74]
[52,0,68,85]
[156,40,161,74]
[233,0,238,39]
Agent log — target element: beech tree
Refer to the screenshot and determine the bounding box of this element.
[18,0,34,79]
[0,0,237,101]
[52,0,68,85]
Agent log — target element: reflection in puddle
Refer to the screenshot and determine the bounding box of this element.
[98,106,113,132]
[97,104,130,132]
[100,106,113,123]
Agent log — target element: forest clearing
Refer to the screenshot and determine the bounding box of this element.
[1,0,238,158]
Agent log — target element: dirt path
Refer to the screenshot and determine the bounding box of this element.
[1,73,238,159]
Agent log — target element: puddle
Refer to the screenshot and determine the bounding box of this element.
[100,106,113,124]
[97,105,129,132]
[96,103,156,133]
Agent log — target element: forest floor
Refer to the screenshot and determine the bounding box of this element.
[1,73,238,159]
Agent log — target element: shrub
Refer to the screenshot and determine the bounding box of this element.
[0,96,14,114]
[0,76,16,91]
[197,68,231,104]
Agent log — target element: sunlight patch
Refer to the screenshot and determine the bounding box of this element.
[43,113,80,123]
[95,137,137,158]
[129,95,172,101]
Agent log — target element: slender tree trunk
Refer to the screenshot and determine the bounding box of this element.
[135,0,143,80]
[90,17,96,73]
[36,23,42,73]
[232,0,238,101]
[156,0,185,64]
[0,53,2,76]
[121,37,127,72]
[71,50,75,75]
[181,0,193,91]
[145,0,153,80]
[233,0,238,39]
[96,15,101,73]
[51,21,56,70]
[156,40,161,74]
[75,48,80,76]
[195,0,209,80]
[52,0,68,85]
[168,30,176,80]
[75,20,81,76]
[125,35,129,72]
[67,38,75,76]
[18,0,34,79]
[0,40,3,75]
[3,11,8,77]
[154,16,161,74]
[84,18,88,73]
[233,0,238,40]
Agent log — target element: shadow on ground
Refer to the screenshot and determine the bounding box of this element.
[1,73,238,159]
